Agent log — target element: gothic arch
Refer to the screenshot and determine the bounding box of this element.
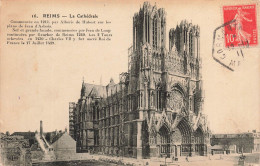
[168,83,187,112]
[184,54,188,74]
[160,122,171,133]
[158,124,171,156]
[194,126,204,137]
[194,126,205,155]
[159,124,170,135]
[176,118,192,144]
[171,83,186,98]
[197,125,205,134]
[156,111,171,132]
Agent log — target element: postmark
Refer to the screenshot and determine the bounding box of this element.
[212,4,258,71]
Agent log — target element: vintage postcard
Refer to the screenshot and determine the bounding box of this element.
[0,0,259,165]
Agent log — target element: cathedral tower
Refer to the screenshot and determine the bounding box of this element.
[70,2,210,159]
[133,2,166,51]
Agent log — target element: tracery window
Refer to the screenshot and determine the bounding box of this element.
[156,88,161,111]
[168,90,184,111]
[189,32,193,56]
[184,29,187,44]
[153,17,157,48]
[97,107,99,120]
[140,92,143,107]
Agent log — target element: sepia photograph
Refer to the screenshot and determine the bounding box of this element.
[0,0,259,165]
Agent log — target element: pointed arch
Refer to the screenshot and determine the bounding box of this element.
[176,118,193,156]
[177,118,192,144]
[184,53,188,74]
[196,125,205,134]
[158,123,171,156]
[171,83,186,97]
[153,14,158,48]
[159,124,170,135]
[194,126,204,136]
[194,126,205,155]
[156,111,171,132]
[160,122,171,133]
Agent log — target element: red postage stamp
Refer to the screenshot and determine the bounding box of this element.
[223,4,258,48]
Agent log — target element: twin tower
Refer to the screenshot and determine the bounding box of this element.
[131,1,201,78]
[133,2,200,56]
[70,2,209,159]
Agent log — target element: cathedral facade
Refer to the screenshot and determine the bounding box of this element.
[69,2,210,159]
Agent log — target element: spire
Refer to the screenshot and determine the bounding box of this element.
[81,77,86,98]
[82,76,85,88]
[109,78,115,84]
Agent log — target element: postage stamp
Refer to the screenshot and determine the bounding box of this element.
[223,4,258,48]
[212,4,258,71]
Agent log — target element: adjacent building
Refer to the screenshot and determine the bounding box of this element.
[51,132,76,160]
[31,121,77,161]
[0,134,31,166]
[70,2,210,159]
[11,132,36,147]
[211,130,260,154]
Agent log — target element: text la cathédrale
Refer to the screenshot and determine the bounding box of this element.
[42,14,98,18]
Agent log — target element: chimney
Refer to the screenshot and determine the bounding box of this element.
[40,120,43,136]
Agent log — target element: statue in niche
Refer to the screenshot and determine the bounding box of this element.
[149,129,157,145]
[150,91,154,107]
[143,45,152,67]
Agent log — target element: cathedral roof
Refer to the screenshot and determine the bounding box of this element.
[83,81,121,98]
[83,83,106,98]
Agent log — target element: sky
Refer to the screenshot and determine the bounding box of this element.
[1,0,259,134]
